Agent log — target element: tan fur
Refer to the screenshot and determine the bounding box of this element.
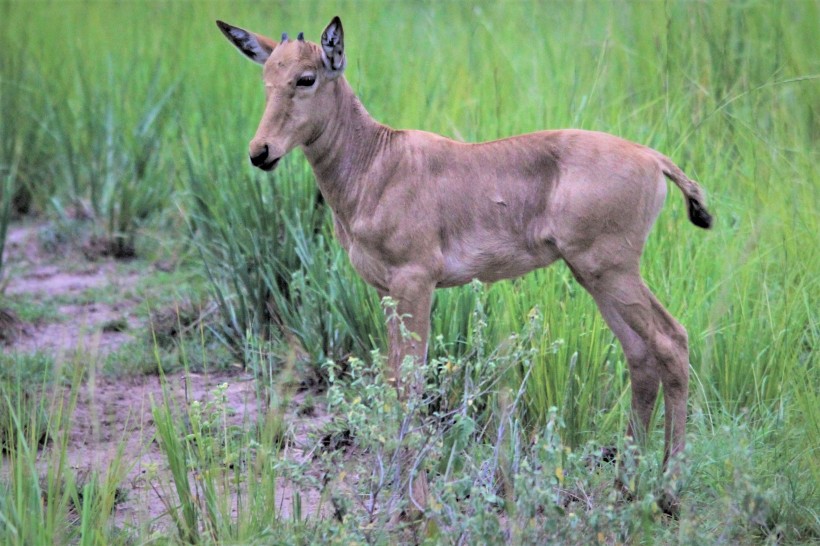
[218,17,712,515]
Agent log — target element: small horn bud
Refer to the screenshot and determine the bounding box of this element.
[281,32,289,42]
[297,32,304,41]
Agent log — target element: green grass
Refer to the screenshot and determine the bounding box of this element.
[1,0,818,543]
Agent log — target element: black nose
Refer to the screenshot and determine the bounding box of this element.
[249,145,269,167]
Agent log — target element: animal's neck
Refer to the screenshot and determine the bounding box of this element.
[300,78,392,218]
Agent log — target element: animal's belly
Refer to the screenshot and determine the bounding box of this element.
[437,243,560,288]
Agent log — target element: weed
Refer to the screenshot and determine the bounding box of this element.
[151,379,292,543]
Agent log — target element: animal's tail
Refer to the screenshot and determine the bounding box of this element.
[653,152,713,229]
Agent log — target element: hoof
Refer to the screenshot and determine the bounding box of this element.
[599,445,619,464]
[614,477,636,503]
[658,492,681,518]
[584,445,619,468]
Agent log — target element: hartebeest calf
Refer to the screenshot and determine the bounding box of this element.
[217,16,712,514]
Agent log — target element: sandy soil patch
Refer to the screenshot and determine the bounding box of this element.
[4,223,141,356]
[2,222,330,531]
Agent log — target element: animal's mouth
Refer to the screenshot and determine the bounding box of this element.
[259,157,281,171]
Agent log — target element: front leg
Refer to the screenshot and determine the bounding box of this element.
[383,268,435,400]
[382,268,435,517]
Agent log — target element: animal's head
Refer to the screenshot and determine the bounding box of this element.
[216,16,346,171]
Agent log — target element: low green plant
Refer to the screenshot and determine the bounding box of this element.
[0,70,21,292]
[297,311,667,544]
[0,161,13,283]
[0,357,127,546]
[299,317,819,544]
[150,376,296,543]
[42,62,178,258]
[0,353,53,452]
[0,34,51,218]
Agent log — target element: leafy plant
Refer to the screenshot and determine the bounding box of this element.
[151,379,295,543]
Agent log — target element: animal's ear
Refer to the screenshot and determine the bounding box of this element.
[321,16,345,77]
[216,20,277,65]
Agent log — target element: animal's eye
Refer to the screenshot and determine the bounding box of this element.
[296,75,316,87]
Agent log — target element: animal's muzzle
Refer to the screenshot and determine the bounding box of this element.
[249,145,281,171]
[249,144,268,166]
[248,138,282,171]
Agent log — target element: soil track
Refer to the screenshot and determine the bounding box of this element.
[4,223,139,355]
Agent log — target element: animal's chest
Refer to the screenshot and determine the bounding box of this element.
[346,243,390,291]
[333,215,390,291]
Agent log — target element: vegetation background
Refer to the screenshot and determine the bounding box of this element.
[0,0,817,544]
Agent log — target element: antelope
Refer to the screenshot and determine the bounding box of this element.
[217,16,712,515]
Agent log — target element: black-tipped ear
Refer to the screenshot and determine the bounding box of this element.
[216,20,277,65]
[321,16,345,76]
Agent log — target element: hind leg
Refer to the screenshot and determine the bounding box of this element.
[575,266,688,462]
[568,263,661,445]
[568,265,660,494]
[567,261,689,513]
[569,268,661,445]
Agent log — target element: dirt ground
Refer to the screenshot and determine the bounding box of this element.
[1,222,329,530]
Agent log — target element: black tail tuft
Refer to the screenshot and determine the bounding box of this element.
[687,197,713,229]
